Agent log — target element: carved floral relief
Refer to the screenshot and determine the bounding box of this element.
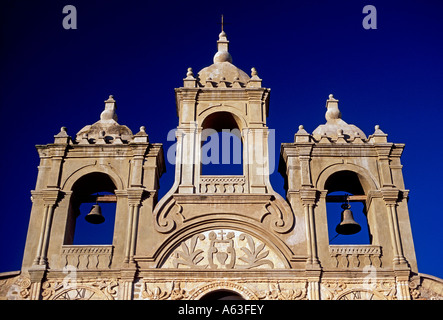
[161,229,286,269]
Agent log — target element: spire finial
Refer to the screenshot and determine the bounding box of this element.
[100,94,118,123]
[325,93,341,122]
[221,14,224,32]
[214,18,232,64]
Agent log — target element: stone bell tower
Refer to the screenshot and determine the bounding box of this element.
[279,94,422,299]
[15,95,165,300]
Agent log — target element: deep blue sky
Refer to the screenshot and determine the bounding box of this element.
[0,0,442,279]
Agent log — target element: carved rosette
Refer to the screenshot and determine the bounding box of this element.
[161,229,287,269]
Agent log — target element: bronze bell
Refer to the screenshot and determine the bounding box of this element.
[85,204,105,224]
[335,203,361,235]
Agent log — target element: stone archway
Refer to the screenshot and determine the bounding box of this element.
[189,281,258,300]
[200,289,245,300]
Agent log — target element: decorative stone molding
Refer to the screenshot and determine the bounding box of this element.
[190,281,258,300]
[329,245,382,268]
[321,279,396,300]
[61,245,113,270]
[0,275,31,300]
[257,281,307,300]
[137,279,308,300]
[41,279,118,300]
[141,281,188,300]
[200,176,246,194]
[409,274,443,300]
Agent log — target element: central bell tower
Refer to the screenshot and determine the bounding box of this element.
[171,30,272,195]
[151,29,295,273]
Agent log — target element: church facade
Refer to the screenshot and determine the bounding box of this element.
[1,30,442,300]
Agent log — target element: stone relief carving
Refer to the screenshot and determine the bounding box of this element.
[257,281,307,300]
[321,279,397,300]
[0,276,31,300]
[138,280,308,300]
[141,281,188,300]
[41,279,118,300]
[409,275,443,300]
[162,229,285,269]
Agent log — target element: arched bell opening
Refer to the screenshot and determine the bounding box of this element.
[325,171,372,245]
[200,111,244,176]
[200,289,245,300]
[64,172,117,245]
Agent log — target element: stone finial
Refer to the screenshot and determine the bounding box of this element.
[373,125,386,134]
[294,125,311,143]
[369,125,388,143]
[54,126,71,144]
[183,67,197,87]
[312,94,367,141]
[214,29,232,64]
[186,68,194,78]
[75,95,133,144]
[133,125,149,143]
[247,67,262,88]
[100,95,118,123]
[325,93,341,122]
[55,126,68,137]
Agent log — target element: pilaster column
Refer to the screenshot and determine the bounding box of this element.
[28,265,46,300]
[33,190,60,266]
[130,152,146,188]
[382,189,408,266]
[120,269,137,300]
[177,123,198,194]
[395,273,412,300]
[300,189,320,268]
[246,128,268,193]
[374,144,394,188]
[47,145,68,188]
[124,189,145,264]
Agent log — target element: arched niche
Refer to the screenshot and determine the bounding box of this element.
[316,163,379,194]
[317,166,377,245]
[200,111,245,176]
[198,106,248,132]
[64,172,118,245]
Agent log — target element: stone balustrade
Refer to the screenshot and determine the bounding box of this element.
[200,176,246,194]
[61,245,113,269]
[329,245,382,268]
